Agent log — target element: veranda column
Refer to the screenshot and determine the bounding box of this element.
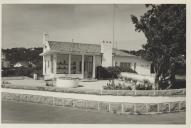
[113,54,116,66]
[112,55,115,66]
[68,54,71,74]
[82,54,84,79]
[43,56,45,75]
[54,54,57,74]
[92,55,96,78]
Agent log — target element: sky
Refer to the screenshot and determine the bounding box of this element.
[2,4,148,50]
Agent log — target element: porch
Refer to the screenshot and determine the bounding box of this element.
[43,52,98,80]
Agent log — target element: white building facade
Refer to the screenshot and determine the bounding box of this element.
[40,34,152,80]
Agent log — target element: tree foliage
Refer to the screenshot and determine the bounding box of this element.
[131,4,186,89]
[122,49,151,61]
[2,47,43,68]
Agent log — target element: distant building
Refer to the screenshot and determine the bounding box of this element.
[40,34,152,80]
[1,51,10,68]
[14,61,29,68]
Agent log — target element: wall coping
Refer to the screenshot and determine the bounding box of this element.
[2,84,186,96]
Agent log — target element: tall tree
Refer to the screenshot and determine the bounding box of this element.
[131,4,186,89]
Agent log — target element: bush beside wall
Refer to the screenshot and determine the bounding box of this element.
[96,66,137,80]
[2,67,43,78]
[96,66,121,79]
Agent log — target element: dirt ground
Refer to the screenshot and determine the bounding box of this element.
[2,77,108,89]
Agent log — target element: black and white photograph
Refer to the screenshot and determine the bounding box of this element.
[1,2,188,126]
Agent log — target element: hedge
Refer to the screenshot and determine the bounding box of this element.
[96,66,136,80]
[2,67,43,78]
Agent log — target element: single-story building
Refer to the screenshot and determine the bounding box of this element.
[13,61,36,68]
[13,61,30,68]
[40,34,153,80]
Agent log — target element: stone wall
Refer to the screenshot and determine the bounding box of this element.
[2,92,186,115]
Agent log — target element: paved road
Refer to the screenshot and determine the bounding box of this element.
[2,100,185,124]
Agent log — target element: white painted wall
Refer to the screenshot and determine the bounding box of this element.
[114,56,152,75]
[53,54,57,74]
[44,55,52,75]
[95,55,102,67]
[101,41,113,67]
[120,72,155,83]
[43,34,50,53]
[43,54,54,76]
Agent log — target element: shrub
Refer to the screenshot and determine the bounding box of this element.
[103,80,132,90]
[14,67,33,77]
[120,66,137,73]
[135,80,153,90]
[96,66,137,80]
[2,68,15,77]
[96,66,121,79]
[103,80,115,90]
[2,67,42,78]
[175,63,186,75]
[45,80,55,87]
[174,79,186,89]
[124,77,133,82]
[103,77,153,90]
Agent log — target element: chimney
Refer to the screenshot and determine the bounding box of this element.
[43,33,49,44]
[101,40,113,67]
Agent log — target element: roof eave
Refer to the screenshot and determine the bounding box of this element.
[115,55,136,57]
[40,50,101,56]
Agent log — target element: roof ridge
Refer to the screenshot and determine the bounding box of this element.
[48,40,101,46]
[46,40,101,54]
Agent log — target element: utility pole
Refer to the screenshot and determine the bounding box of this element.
[112,4,117,67]
[113,4,115,49]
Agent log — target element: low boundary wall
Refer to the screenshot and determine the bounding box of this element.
[2,92,186,115]
[2,84,186,96]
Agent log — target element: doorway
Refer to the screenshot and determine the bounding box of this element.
[84,55,93,78]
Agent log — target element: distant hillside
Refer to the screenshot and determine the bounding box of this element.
[2,47,43,68]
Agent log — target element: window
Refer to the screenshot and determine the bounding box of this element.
[120,62,131,69]
[71,55,82,74]
[57,54,69,74]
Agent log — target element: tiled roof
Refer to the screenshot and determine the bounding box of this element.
[46,41,135,57]
[113,48,135,57]
[48,41,101,54]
